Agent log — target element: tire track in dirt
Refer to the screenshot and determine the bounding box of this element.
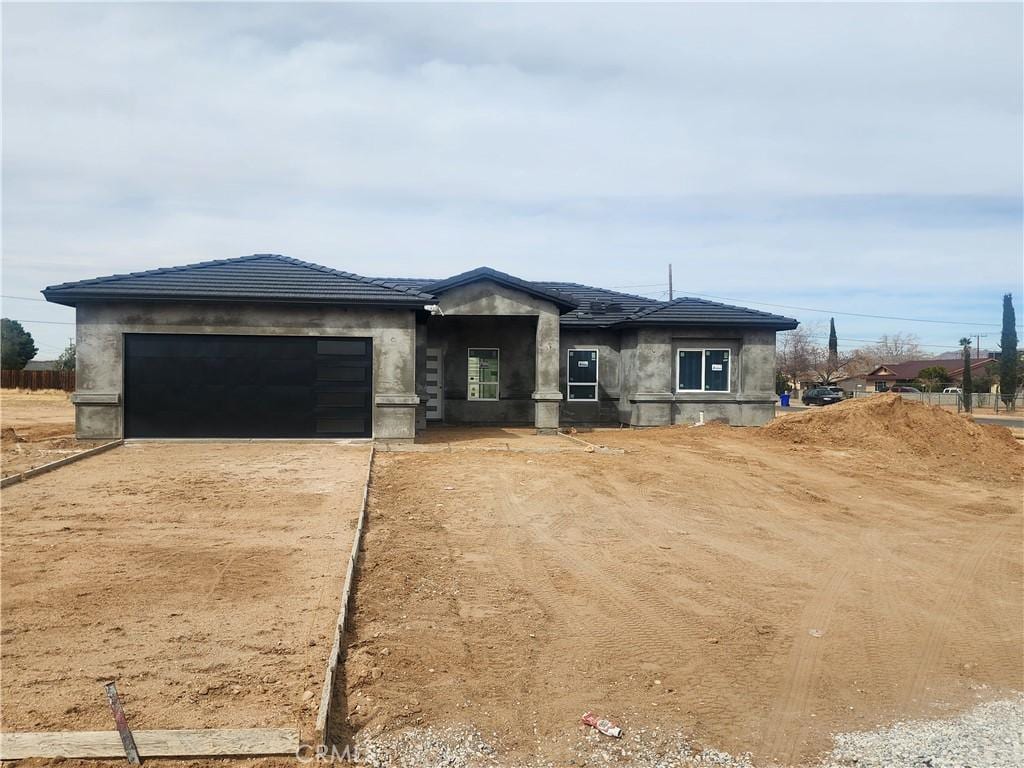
[856,526,903,705]
[901,519,1017,707]
[497,466,708,697]
[761,565,851,763]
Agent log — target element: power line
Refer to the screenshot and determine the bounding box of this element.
[609,282,1017,328]
[1,294,48,302]
[692,292,1011,329]
[794,331,961,350]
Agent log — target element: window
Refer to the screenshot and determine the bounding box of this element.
[467,348,499,400]
[677,348,731,392]
[567,349,598,401]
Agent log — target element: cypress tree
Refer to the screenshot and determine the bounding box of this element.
[828,318,838,370]
[999,294,1018,407]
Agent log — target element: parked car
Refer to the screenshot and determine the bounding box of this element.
[888,385,921,393]
[802,387,844,406]
[825,386,846,397]
[942,387,963,394]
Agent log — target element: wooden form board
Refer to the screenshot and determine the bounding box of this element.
[0,439,123,488]
[0,728,299,760]
[313,444,375,748]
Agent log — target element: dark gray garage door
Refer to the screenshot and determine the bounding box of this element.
[124,334,372,438]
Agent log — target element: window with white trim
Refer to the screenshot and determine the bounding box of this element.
[567,349,598,401]
[677,349,731,392]
[467,348,499,400]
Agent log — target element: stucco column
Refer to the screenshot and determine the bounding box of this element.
[414,318,428,431]
[532,310,562,433]
[629,328,674,427]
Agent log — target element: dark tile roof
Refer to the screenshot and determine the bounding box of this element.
[41,254,798,330]
[620,296,799,329]
[42,254,434,307]
[420,267,579,312]
[865,357,994,382]
[372,278,665,326]
[532,282,663,327]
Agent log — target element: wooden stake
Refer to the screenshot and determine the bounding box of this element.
[104,681,140,765]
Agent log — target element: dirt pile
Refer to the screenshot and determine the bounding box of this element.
[763,394,1021,478]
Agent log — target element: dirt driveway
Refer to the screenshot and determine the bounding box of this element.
[1,442,368,744]
[344,425,1023,765]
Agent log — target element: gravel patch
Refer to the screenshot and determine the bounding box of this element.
[355,696,1022,768]
[820,695,1024,768]
[356,724,755,768]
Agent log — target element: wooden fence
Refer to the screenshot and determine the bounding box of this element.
[1,369,75,391]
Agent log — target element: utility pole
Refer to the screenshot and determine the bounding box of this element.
[668,264,673,301]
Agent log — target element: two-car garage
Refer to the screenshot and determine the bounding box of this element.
[123,334,373,438]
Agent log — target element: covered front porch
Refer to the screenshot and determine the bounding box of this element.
[411,269,573,435]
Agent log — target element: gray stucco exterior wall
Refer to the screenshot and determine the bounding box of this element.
[69,293,779,439]
[73,301,419,440]
[622,326,778,427]
[559,329,622,424]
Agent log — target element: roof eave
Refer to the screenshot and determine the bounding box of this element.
[41,291,430,309]
[421,269,579,313]
[616,319,798,331]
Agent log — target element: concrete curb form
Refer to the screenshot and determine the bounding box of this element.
[314,444,375,749]
[376,440,624,455]
[0,440,124,488]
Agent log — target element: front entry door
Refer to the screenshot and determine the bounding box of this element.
[425,347,444,421]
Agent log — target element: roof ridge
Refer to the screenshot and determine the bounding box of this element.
[627,295,795,322]
[266,255,434,299]
[43,253,434,301]
[421,267,579,310]
[536,280,666,304]
[672,295,792,320]
[42,253,273,292]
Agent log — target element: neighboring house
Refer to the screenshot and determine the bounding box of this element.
[833,375,870,395]
[42,254,797,440]
[866,357,997,391]
[23,360,59,371]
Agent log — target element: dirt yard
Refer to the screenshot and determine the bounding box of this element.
[1,442,369,747]
[345,398,1023,766]
[0,389,104,477]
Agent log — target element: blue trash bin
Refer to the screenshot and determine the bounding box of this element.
[780,393,791,407]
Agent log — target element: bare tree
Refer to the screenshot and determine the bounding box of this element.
[847,332,923,372]
[776,326,818,389]
[809,346,854,385]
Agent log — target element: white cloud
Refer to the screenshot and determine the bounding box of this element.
[2,2,1021,356]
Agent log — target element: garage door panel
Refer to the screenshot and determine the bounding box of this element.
[124,334,373,438]
[316,339,369,356]
[316,363,369,382]
[316,390,371,408]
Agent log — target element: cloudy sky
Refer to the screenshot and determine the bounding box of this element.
[3,2,1021,358]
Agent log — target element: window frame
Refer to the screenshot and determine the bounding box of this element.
[566,348,600,402]
[467,347,500,401]
[676,347,733,393]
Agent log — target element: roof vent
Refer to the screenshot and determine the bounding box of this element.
[588,300,623,314]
